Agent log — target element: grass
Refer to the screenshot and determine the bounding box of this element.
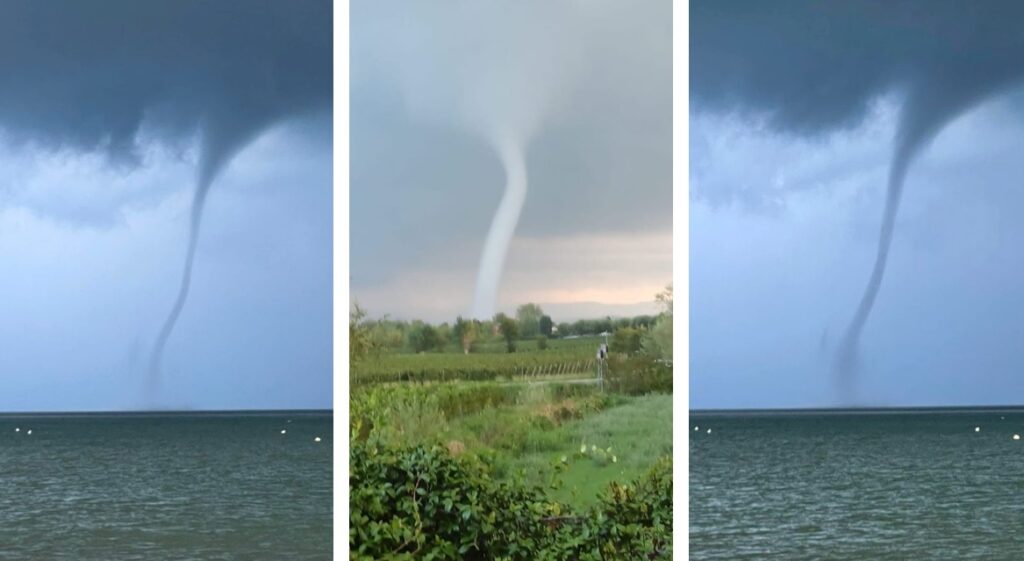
[405,389,672,507]
[351,350,601,385]
[504,393,673,505]
[350,352,672,509]
[352,334,614,385]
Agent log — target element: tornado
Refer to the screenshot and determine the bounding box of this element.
[471,136,527,319]
[146,118,263,401]
[834,136,914,400]
[835,71,1021,402]
[145,166,214,400]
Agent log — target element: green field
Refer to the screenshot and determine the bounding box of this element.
[350,369,672,507]
[349,319,673,558]
[352,336,608,384]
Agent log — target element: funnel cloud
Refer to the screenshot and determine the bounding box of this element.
[471,137,528,318]
[147,113,270,397]
[1,0,331,406]
[354,0,650,319]
[693,0,1024,404]
[352,0,670,325]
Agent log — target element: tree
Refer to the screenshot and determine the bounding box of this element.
[515,303,543,338]
[557,322,572,337]
[631,315,657,329]
[495,313,519,353]
[350,303,373,366]
[610,327,642,355]
[645,318,672,360]
[479,320,496,342]
[643,284,673,360]
[407,321,441,353]
[536,335,549,350]
[435,323,452,351]
[538,315,553,337]
[572,319,587,335]
[655,284,673,315]
[453,316,480,354]
[365,317,405,353]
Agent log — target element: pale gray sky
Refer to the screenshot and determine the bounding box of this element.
[350,0,673,324]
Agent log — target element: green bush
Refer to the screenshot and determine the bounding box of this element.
[609,328,642,355]
[603,357,672,395]
[351,383,528,444]
[407,322,443,353]
[351,382,614,457]
[350,443,671,560]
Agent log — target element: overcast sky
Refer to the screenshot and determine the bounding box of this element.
[351,0,672,324]
[0,1,331,412]
[692,0,1024,409]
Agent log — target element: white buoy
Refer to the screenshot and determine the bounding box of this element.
[314,437,322,443]
[280,429,287,435]
[14,427,19,432]
[694,426,699,431]
[26,429,32,435]
[707,428,712,434]
[1014,434,1021,441]
[975,427,981,432]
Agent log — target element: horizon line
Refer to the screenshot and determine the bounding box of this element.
[691,404,1024,415]
[0,407,333,417]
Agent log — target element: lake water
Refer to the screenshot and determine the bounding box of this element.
[0,411,331,560]
[690,408,1024,560]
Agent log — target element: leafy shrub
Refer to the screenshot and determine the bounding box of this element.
[350,443,671,560]
[603,357,672,395]
[548,382,601,401]
[407,321,443,353]
[351,383,528,444]
[587,456,672,557]
[609,328,642,355]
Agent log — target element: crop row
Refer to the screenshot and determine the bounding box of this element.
[352,352,600,385]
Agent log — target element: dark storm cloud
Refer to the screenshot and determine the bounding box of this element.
[0,0,331,158]
[692,0,1024,136]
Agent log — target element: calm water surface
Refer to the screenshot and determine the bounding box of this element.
[0,411,331,560]
[691,409,1024,560]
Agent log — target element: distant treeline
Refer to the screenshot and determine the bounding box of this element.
[351,286,673,361]
[354,306,654,353]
